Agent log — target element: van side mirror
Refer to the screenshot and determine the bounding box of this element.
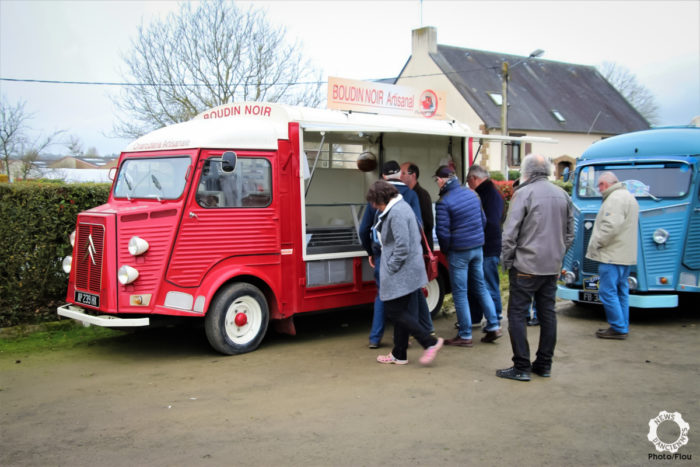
[562,167,570,182]
[211,151,237,173]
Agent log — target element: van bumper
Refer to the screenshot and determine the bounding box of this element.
[58,304,150,327]
[556,285,679,308]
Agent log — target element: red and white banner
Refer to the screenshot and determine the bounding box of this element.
[327,77,445,119]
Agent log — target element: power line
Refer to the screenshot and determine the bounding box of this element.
[0,66,500,88]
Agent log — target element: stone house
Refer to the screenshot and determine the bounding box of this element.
[394,27,650,177]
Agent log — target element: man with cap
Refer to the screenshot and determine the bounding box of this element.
[359,160,433,348]
[434,165,502,347]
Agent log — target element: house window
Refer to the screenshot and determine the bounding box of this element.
[506,133,531,167]
[552,109,566,123]
[487,92,503,106]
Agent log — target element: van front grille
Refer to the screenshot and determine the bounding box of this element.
[75,223,104,293]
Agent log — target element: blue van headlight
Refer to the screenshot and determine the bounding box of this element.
[652,228,669,245]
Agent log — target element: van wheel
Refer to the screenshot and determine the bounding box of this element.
[425,275,446,318]
[205,283,269,355]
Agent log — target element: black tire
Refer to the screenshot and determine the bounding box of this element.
[426,274,446,318]
[205,283,269,355]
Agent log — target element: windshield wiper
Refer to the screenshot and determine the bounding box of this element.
[123,173,134,201]
[151,174,164,202]
[641,190,661,201]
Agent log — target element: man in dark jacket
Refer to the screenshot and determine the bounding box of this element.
[400,162,434,251]
[359,161,431,348]
[434,165,501,347]
[467,165,505,323]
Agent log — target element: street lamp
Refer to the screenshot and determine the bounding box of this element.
[500,48,544,179]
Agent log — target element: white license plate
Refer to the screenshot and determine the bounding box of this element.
[74,291,100,308]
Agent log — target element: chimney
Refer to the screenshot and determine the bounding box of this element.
[412,26,437,55]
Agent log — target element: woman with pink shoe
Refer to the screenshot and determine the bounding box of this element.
[365,180,443,366]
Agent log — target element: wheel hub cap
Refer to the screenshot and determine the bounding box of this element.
[234,312,248,327]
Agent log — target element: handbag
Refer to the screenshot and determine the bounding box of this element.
[420,228,438,282]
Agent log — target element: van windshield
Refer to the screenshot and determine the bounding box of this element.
[114,156,191,200]
[576,162,692,199]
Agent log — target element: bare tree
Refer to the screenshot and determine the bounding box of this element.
[19,149,40,180]
[1,95,64,181]
[599,61,660,125]
[67,135,84,157]
[85,146,99,157]
[113,0,323,138]
[1,96,30,179]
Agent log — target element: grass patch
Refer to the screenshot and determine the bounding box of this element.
[0,321,123,355]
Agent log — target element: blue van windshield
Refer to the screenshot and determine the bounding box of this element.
[577,162,692,199]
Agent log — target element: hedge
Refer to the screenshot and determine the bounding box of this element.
[0,181,110,327]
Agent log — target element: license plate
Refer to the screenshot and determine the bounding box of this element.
[579,291,600,303]
[584,276,599,290]
[74,291,100,308]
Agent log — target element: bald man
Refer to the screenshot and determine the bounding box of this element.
[585,171,639,340]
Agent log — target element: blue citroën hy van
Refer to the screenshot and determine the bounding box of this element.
[557,127,700,308]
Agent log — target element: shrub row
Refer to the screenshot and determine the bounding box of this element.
[0,182,110,327]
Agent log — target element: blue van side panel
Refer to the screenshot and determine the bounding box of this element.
[638,204,688,291]
[683,186,700,270]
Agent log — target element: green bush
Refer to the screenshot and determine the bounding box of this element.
[487,170,521,182]
[0,182,110,327]
[553,179,573,195]
[489,171,504,181]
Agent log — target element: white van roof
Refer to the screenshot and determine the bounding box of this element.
[124,102,475,152]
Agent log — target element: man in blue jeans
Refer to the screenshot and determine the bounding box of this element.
[466,164,505,324]
[434,165,501,347]
[585,172,639,339]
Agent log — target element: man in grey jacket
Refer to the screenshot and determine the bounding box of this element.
[497,154,574,381]
[585,172,639,340]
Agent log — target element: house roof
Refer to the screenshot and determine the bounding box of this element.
[427,45,650,135]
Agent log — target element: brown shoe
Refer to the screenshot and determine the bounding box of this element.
[481,329,503,343]
[444,336,473,347]
[596,327,628,340]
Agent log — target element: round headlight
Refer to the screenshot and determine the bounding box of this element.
[62,256,72,274]
[564,270,576,285]
[118,265,139,285]
[627,276,638,290]
[653,228,669,245]
[128,236,149,256]
[69,230,76,248]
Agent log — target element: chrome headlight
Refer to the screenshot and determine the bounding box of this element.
[69,230,76,248]
[563,270,576,284]
[118,265,139,285]
[128,236,149,256]
[653,228,669,245]
[627,276,638,290]
[62,256,72,274]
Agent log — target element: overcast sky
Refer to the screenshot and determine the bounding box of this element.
[1,0,698,156]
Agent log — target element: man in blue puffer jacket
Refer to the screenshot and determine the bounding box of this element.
[434,165,502,347]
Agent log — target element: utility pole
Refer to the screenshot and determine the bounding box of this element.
[499,49,544,180]
[500,62,509,180]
